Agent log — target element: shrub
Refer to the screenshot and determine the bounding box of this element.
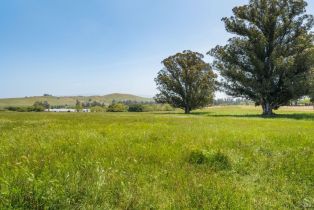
[188,149,231,170]
[91,106,106,112]
[5,105,45,112]
[5,106,18,112]
[31,105,45,112]
[33,101,49,110]
[5,106,29,112]
[189,149,209,164]
[107,103,128,112]
[128,104,144,112]
[210,151,231,170]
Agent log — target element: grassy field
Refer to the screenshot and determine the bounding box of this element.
[0,93,152,108]
[0,106,313,209]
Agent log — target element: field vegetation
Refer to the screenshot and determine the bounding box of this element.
[0,106,313,209]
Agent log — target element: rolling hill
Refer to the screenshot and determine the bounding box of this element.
[0,93,153,108]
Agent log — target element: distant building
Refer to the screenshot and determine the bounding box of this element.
[44,108,91,113]
[45,109,76,112]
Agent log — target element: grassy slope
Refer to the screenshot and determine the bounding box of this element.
[0,106,313,209]
[0,93,153,107]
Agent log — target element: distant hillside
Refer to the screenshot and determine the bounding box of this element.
[0,93,153,108]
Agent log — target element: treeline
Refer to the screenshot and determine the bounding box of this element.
[78,99,155,108]
[213,98,313,106]
[3,99,174,113]
[289,97,313,107]
[93,103,174,113]
[5,101,50,112]
[213,98,253,106]
[78,100,174,113]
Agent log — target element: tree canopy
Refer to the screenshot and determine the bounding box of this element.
[107,103,128,112]
[155,50,216,114]
[210,0,314,116]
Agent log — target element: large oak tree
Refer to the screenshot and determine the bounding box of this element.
[155,50,216,114]
[210,0,314,116]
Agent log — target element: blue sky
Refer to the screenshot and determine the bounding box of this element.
[0,0,313,98]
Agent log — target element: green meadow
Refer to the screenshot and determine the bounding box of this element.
[0,106,313,209]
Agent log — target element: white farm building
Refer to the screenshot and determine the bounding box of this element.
[45,109,90,113]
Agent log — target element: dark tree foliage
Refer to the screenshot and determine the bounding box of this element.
[33,101,50,111]
[210,0,314,116]
[81,101,105,108]
[155,50,216,114]
[107,103,128,112]
[75,100,82,112]
[214,98,253,106]
[128,104,144,112]
[5,101,49,112]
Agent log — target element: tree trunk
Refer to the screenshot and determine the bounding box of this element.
[184,106,190,114]
[262,102,274,117]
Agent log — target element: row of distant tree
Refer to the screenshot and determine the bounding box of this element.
[74,99,155,109]
[154,0,314,116]
[74,99,173,112]
[5,101,50,112]
[213,97,313,106]
[4,100,174,113]
[213,98,253,106]
[4,96,312,113]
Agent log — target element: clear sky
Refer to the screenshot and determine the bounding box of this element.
[0,0,313,98]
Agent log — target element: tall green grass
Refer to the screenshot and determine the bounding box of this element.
[0,106,313,209]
